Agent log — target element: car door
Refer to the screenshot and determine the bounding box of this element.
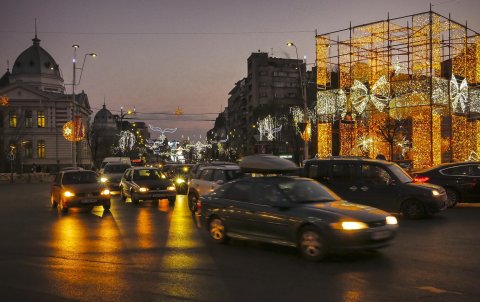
[194,169,215,196]
[442,164,480,202]
[327,162,359,202]
[220,180,256,236]
[357,163,399,211]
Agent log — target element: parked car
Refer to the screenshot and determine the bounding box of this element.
[303,157,447,219]
[99,163,132,193]
[188,164,242,212]
[120,167,176,204]
[161,163,193,194]
[200,155,398,261]
[50,170,111,212]
[413,161,480,208]
[99,157,131,173]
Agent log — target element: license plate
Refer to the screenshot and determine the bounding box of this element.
[81,199,97,204]
[371,230,391,240]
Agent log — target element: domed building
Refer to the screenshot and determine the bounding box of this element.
[90,103,118,167]
[0,35,93,173]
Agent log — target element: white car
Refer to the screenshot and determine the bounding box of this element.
[187,164,242,212]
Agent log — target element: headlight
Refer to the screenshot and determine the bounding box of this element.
[167,186,176,191]
[176,178,185,184]
[139,187,149,192]
[386,216,398,225]
[432,190,440,196]
[331,221,368,230]
[100,177,108,183]
[101,189,110,196]
[63,191,75,197]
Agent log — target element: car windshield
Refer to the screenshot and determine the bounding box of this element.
[277,179,340,203]
[62,171,98,185]
[133,169,164,181]
[104,164,131,173]
[387,164,413,183]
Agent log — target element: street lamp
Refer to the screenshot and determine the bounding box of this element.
[119,106,136,156]
[71,44,97,167]
[287,41,309,162]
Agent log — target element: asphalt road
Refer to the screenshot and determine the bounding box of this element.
[0,182,479,302]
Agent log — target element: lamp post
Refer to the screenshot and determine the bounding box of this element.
[287,42,309,162]
[71,44,97,167]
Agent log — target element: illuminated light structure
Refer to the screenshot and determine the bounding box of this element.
[118,130,136,153]
[315,8,480,168]
[63,119,85,142]
[257,115,282,141]
[0,95,8,106]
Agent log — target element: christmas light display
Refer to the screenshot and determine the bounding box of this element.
[0,95,8,106]
[63,119,85,142]
[118,130,136,153]
[316,10,480,167]
[257,115,282,141]
[149,125,177,141]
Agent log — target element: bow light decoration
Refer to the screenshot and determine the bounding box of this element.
[450,75,468,114]
[350,75,390,115]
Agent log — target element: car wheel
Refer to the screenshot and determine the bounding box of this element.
[445,188,460,208]
[298,227,327,261]
[402,199,425,219]
[188,192,199,212]
[208,217,228,244]
[51,194,58,208]
[131,190,139,204]
[58,200,68,213]
[168,196,176,203]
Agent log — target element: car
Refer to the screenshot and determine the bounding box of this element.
[303,157,447,219]
[99,163,132,193]
[187,164,243,212]
[161,163,193,194]
[199,155,398,261]
[189,161,237,180]
[412,161,480,208]
[50,170,111,213]
[120,167,176,204]
[99,157,131,173]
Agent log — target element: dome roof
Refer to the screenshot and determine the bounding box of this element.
[12,36,62,78]
[94,104,115,125]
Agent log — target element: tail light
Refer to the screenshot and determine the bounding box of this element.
[413,176,430,183]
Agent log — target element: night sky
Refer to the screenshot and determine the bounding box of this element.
[1,0,479,140]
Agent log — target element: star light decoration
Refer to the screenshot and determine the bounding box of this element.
[0,95,9,106]
[357,135,373,154]
[63,119,85,142]
[118,130,136,153]
[149,125,177,141]
[468,151,479,161]
[257,115,282,141]
[397,136,411,158]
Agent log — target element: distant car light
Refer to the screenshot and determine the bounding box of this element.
[100,177,108,183]
[63,191,75,197]
[386,216,398,225]
[139,187,149,192]
[101,189,110,196]
[176,178,185,184]
[432,190,440,196]
[167,186,176,191]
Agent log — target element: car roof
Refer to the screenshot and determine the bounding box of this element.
[307,157,394,165]
[239,154,298,173]
[421,161,480,172]
[198,164,240,170]
[128,166,160,170]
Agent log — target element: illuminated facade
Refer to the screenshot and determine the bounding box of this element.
[316,10,480,168]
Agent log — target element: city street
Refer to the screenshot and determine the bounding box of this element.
[0,183,479,302]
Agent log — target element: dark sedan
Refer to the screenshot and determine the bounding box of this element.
[120,167,177,204]
[200,176,398,261]
[413,161,480,207]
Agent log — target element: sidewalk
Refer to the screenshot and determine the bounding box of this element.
[0,173,54,183]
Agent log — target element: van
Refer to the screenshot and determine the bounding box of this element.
[100,157,131,172]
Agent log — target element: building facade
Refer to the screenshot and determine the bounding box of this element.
[0,36,93,173]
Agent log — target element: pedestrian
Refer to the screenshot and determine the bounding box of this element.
[31,163,37,174]
[376,154,387,160]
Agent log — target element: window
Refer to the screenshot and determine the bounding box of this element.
[441,166,469,176]
[331,163,356,182]
[37,140,45,158]
[25,110,33,128]
[9,111,17,128]
[199,169,214,181]
[307,162,330,181]
[213,170,227,182]
[24,141,33,158]
[361,165,392,186]
[251,181,288,205]
[37,111,46,128]
[469,165,480,176]
[223,181,251,201]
